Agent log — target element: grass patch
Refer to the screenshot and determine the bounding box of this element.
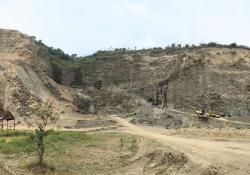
[0,131,35,154]
[0,130,140,175]
[0,130,30,137]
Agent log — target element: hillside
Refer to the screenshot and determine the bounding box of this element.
[52,42,250,128]
[2,29,250,175]
[1,29,250,128]
[0,29,95,125]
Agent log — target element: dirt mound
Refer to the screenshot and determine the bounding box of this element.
[119,148,212,175]
[200,166,223,175]
[141,150,190,174]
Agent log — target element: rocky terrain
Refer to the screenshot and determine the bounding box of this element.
[73,47,250,117]
[2,29,250,175]
[1,28,250,128]
[0,29,95,123]
[53,39,250,128]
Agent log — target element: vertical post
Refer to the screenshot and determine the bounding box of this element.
[14,119,15,130]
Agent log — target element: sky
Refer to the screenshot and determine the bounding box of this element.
[0,0,250,56]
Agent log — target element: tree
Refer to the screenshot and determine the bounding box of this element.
[230,43,237,48]
[207,42,217,47]
[171,43,176,49]
[21,99,58,168]
[184,44,190,48]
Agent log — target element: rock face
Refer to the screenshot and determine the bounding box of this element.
[58,48,250,118]
[0,29,94,118]
[1,28,250,128]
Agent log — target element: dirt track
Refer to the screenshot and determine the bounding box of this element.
[167,108,250,126]
[112,116,250,175]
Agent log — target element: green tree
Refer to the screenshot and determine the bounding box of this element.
[21,99,58,168]
[230,43,237,48]
[171,43,176,49]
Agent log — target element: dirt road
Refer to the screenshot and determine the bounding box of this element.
[112,116,250,174]
[167,108,250,126]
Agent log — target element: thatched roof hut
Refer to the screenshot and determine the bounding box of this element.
[0,104,15,130]
[0,104,15,121]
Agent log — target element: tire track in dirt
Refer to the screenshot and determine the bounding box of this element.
[112,115,250,174]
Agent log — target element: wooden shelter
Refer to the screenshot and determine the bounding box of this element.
[0,105,15,130]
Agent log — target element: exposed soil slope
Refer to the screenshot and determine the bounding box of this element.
[0,29,94,123]
[59,47,250,117]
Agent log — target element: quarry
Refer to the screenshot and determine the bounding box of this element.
[1,29,250,174]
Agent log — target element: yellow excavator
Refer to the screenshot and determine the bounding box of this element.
[195,109,207,119]
[195,110,221,119]
[205,112,220,118]
[195,110,204,116]
[194,104,223,119]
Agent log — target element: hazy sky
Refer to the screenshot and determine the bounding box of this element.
[1,0,250,56]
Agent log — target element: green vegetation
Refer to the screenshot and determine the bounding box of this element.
[48,42,250,65]
[31,34,250,65]
[0,130,139,174]
[0,131,34,154]
[48,47,73,61]
[18,99,58,169]
[0,131,91,156]
[32,37,250,88]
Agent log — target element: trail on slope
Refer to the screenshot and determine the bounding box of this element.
[112,116,250,174]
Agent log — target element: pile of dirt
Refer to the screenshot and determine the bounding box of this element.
[118,148,223,175]
[141,150,189,174]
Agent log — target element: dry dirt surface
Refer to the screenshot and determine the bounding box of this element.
[112,115,250,175]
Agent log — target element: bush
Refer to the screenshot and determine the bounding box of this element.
[48,47,72,61]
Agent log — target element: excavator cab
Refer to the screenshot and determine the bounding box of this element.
[195,109,204,116]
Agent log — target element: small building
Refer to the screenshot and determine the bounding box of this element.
[0,106,15,130]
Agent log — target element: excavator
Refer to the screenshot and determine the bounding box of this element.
[195,108,209,119]
[195,109,205,116]
[193,104,229,119]
[196,110,223,119]
[195,106,221,119]
[205,112,220,118]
